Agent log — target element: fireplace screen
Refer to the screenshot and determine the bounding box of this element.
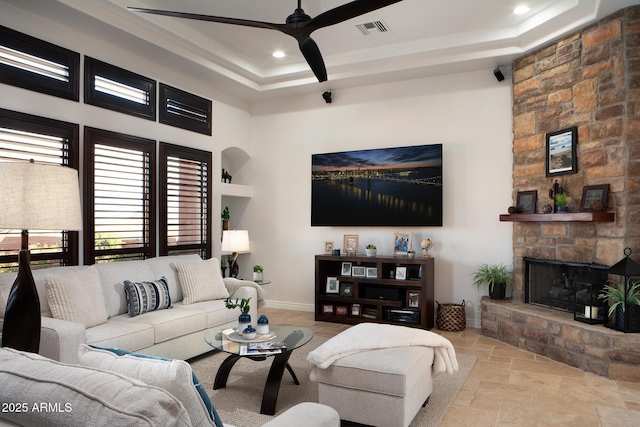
[525,258,609,312]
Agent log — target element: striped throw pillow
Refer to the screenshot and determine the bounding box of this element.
[123,277,172,317]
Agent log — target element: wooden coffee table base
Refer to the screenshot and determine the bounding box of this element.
[213,350,299,415]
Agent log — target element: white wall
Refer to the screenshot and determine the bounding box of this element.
[243,71,515,326]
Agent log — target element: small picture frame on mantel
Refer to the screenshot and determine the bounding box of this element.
[580,184,609,212]
[516,190,537,214]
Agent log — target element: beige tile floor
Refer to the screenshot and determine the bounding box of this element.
[260,307,640,427]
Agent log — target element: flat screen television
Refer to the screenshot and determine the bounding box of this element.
[311,144,443,226]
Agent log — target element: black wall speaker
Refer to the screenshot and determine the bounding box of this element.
[493,67,505,82]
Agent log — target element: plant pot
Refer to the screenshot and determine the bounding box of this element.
[222,219,229,230]
[238,313,251,335]
[253,272,263,281]
[489,283,507,300]
[365,249,377,257]
[407,252,416,259]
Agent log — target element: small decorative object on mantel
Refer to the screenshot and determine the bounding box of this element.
[365,244,377,257]
[555,192,569,212]
[549,179,566,212]
[542,203,553,214]
[420,239,432,258]
[508,206,518,214]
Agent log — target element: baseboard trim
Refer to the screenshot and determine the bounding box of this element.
[263,300,315,312]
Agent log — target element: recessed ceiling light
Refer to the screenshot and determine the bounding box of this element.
[272,50,285,58]
[513,5,530,15]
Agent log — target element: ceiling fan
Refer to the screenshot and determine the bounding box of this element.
[128,0,403,83]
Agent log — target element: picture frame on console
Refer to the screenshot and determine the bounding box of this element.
[351,303,361,317]
[516,190,537,214]
[396,266,407,280]
[326,277,339,293]
[341,262,352,276]
[344,234,359,255]
[366,267,377,278]
[339,282,354,297]
[393,232,412,256]
[546,126,578,177]
[407,290,421,308]
[580,184,609,212]
[352,266,366,277]
[322,304,334,314]
[324,241,334,255]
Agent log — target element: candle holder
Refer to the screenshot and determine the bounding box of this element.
[573,281,605,325]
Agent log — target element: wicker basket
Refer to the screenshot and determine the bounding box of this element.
[436,300,466,331]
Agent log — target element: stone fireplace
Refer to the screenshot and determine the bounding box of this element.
[481,6,640,382]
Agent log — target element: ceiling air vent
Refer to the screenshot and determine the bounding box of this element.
[355,20,389,36]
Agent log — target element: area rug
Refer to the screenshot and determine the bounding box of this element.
[190,336,477,427]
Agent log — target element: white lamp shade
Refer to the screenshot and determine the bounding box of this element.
[0,162,82,231]
[221,229,250,252]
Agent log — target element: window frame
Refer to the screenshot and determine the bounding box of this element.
[0,24,80,101]
[84,56,156,120]
[159,83,212,136]
[83,127,156,264]
[0,108,80,269]
[159,142,212,258]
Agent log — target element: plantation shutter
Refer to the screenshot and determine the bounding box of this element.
[84,127,156,263]
[0,108,79,271]
[159,143,211,258]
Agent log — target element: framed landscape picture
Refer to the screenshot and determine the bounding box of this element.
[546,127,577,176]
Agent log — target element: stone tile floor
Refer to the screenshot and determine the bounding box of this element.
[260,307,640,427]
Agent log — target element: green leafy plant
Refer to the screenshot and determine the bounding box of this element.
[472,264,514,292]
[253,264,263,273]
[221,206,230,221]
[555,193,567,207]
[224,297,251,314]
[599,279,640,316]
[366,244,376,249]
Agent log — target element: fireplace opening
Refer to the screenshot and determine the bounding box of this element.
[525,258,609,313]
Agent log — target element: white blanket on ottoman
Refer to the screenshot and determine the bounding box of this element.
[307,323,458,380]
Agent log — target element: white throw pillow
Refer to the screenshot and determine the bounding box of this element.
[78,344,221,427]
[45,265,109,328]
[175,257,228,304]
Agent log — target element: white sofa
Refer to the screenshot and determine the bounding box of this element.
[0,254,261,364]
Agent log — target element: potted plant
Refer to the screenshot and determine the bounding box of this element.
[221,206,230,230]
[555,193,568,212]
[225,297,252,334]
[599,279,640,332]
[407,249,416,259]
[472,263,514,300]
[365,244,377,257]
[253,264,264,282]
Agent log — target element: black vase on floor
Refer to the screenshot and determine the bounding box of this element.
[489,283,507,300]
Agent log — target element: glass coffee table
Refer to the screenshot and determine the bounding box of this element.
[204,325,313,415]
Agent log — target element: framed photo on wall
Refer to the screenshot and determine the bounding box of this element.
[344,234,359,254]
[580,184,609,212]
[546,126,578,176]
[393,232,412,256]
[516,190,537,214]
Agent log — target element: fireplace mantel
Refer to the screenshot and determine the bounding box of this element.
[499,212,615,222]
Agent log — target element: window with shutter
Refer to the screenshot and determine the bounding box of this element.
[159,83,212,135]
[84,56,155,120]
[0,25,80,101]
[84,127,156,264]
[159,143,211,258]
[0,108,80,272]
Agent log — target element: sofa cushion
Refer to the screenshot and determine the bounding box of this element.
[124,277,172,317]
[0,347,191,427]
[146,254,203,303]
[45,265,109,328]
[95,260,157,318]
[78,344,222,427]
[85,318,155,352]
[172,300,236,328]
[176,257,228,304]
[110,307,206,344]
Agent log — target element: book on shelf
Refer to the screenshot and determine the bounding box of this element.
[239,341,286,356]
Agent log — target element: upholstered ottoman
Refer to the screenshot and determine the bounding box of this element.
[314,346,434,427]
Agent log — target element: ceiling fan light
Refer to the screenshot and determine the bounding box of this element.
[272,50,285,58]
[513,5,530,15]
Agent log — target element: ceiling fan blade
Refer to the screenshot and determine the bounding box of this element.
[127,7,279,31]
[308,0,403,31]
[299,38,327,82]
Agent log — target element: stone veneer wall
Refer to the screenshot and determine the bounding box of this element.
[481,6,640,382]
[510,5,640,301]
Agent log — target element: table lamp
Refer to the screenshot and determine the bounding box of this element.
[0,161,82,353]
[221,229,250,278]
